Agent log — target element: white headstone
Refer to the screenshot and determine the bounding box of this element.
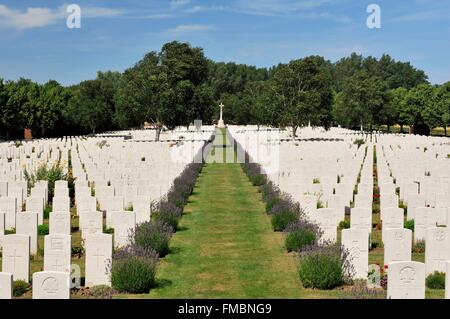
[49,212,71,235]
[114,212,136,248]
[387,261,425,299]
[350,207,372,232]
[1,234,30,282]
[52,197,70,213]
[0,197,17,229]
[341,228,369,279]
[80,212,103,239]
[26,197,44,225]
[32,271,70,299]
[384,228,412,266]
[0,212,4,248]
[382,208,404,241]
[85,233,112,287]
[16,212,38,255]
[425,227,450,275]
[44,234,71,273]
[0,272,13,299]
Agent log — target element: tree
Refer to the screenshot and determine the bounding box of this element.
[425,83,450,136]
[401,84,434,134]
[115,41,212,140]
[272,56,334,136]
[67,71,120,134]
[37,80,70,137]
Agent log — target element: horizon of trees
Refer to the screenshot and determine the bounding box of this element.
[1,41,449,140]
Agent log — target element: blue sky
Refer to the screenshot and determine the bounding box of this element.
[0,0,449,86]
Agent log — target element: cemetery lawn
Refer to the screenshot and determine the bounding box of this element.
[127,162,338,298]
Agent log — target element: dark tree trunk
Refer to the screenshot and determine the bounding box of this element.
[155,126,162,141]
[292,126,298,138]
[445,126,447,137]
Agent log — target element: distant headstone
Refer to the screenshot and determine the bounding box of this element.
[49,212,71,235]
[16,212,38,255]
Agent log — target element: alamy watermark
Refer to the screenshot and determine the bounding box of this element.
[367,4,381,29]
[67,4,82,29]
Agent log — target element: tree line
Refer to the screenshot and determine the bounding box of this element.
[1,41,449,140]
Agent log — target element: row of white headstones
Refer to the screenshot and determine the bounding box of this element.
[0,130,210,299]
[229,125,450,299]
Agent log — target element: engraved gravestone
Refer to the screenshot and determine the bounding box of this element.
[32,271,70,299]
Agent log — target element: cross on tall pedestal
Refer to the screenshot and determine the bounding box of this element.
[217,103,226,129]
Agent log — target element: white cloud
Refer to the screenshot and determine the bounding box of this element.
[164,24,215,36]
[0,4,125,30]
[170,0,192,9]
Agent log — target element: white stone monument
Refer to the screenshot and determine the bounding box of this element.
[341,228,369,279]
[387,261,425,299]
[16,212,38,255]
[2,234,30,282]
[384,228,412,266]
[85,233,112,287]
[44,234,71,273]
[32,271,70,299]
[0,272,13,299]
[49,212,71,235]
[217,103,226,129]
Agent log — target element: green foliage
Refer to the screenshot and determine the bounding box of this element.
[298,244,351,290]
[426,272,445,289]
[111,247,158,294]
[13,280,31,297]
[353,139,365,148]
[250,174,266,186]
[38,224,49,236]
[133,221,172,257]
[271,210,298,232]
[405,219,414,231]
[285,229,317,252]
[412,240,425,253]
[265,197,281,213]
[24,163,67,201]
[44,205,52,219]
[339,220,351,229]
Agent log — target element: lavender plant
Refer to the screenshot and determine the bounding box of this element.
[298,243,354,290]
[110,245,159,294]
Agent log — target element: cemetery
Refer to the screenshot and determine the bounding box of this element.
[0,124,449,299]
[0,1,449,300]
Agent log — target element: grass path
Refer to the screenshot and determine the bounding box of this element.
[144,130,336,299]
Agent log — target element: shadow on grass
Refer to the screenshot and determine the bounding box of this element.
[154,278,173,290]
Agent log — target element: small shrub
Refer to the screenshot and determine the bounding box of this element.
[265,197,281,213]
[250,174,266,186]
[82,285,117,299]
[24,163,67,200]
[405,220,414,231]
[133,221,173,257]
[412,240,425,253]
[271,210,298,232]
[285,229,317,252]
[339,220,350,229]
[153,201,182,230]
[284,220,322,252]
[298,244,353,290]
[426,272,445,289]
[111,245,158,294]
[13,280,31,297]
[38,224,49,236]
